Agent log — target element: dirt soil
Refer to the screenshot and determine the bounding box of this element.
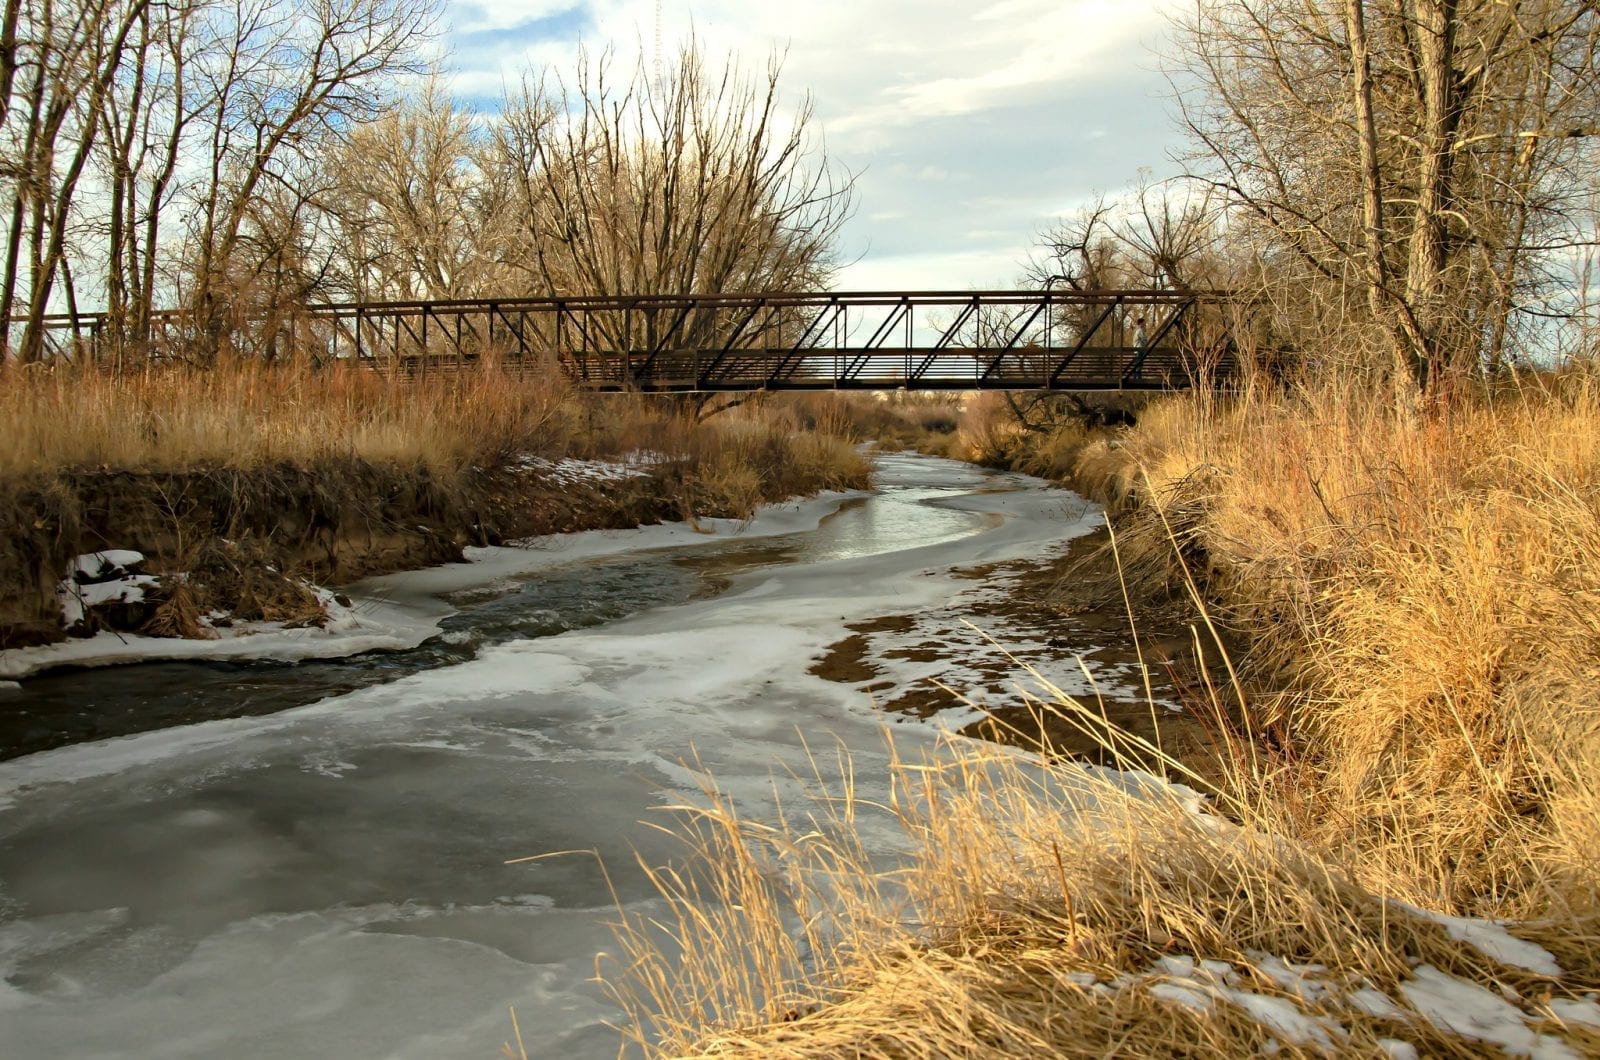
[0,461,684,650]
[810,526,1240,777]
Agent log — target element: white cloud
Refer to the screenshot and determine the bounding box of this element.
[442,0,1186,289]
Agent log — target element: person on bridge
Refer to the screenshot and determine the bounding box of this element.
[1133,315,1148,356]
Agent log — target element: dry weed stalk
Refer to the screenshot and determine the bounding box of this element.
[601,374,1600,1056]
[604,687,1599,1057]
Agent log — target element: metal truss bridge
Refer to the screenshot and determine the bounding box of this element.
[28,289,1244,392]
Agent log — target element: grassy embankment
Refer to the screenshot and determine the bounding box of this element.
[0,360,870,647]
[600,378,1600,1057]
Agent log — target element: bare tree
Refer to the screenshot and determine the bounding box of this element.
[494,44,854,355]
[179,0,437,358]
[0,0,150,361]
[327,77,508,302]
[1173,0,1600,387]
[93,0,207,356]
[0,0,436,364]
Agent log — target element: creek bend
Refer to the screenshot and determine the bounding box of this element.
[0,452,1109,1058]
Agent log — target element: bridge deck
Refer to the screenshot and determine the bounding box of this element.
[547,345,1227,392]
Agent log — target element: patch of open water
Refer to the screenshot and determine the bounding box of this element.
[0,468,992,760]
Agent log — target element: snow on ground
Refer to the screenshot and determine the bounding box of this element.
[1387,899,1564,976]
[66,550,146,582]
[1121,954,1346,1052]
[0,591,443,682]
[55,550,156,631]
[513,453,658,487]
[1400,964,1579,1059]
[1550,997,1600,1030]
[56,573,161,630]
[1091,947,1588,1059]
[824,570,1176,733]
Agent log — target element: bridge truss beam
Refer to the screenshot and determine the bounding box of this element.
[13,289,1247,392]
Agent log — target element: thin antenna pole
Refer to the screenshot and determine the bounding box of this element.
[654,0,663,92]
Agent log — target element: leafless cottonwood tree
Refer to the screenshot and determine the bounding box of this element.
[0,0,150,361]
[1009,181,1251,428]
[179,0,437,359]
[1173,0,1600,386]
[0,0,436,364]
[6,23,849,373]
[325,78,510,303]
[1029,177,1233,295]
[493,44,854,354]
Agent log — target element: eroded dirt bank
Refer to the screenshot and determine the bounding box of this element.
[0,457,831,652]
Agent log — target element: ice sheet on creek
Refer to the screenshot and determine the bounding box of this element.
[0,490,867,681]
[0,453,1101,1059]
[0,489,888,759]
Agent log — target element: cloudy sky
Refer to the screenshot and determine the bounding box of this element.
[442,1,1188,290]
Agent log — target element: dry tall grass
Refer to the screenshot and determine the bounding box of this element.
[600,707,1600,1058]
[0,361,871,511]
[0,359,579,476]
[591,371,1600,1057]
[1094,374,1600,919]
[781,393,967,456]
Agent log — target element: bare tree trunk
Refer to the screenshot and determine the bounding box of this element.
[1403,0,1460,387]
[19,0,148,364]
[0,0,20,129]
[1345,2,1396,345]
[0,1,49,362]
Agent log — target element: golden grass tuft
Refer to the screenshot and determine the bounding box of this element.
[603,703,1600,1057]
[593,370,1600,1056]
[1097,374,1600,918]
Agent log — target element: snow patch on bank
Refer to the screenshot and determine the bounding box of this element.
[1083,947,1587,1058]
[1400,964,1578,1059]
[0,594,437,681]
[514,453,659,487]
[1388,899,1563,976]
[55,550,155,631]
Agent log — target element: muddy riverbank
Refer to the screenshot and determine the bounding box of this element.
[809,523,1232,773]
[1,437,872,654]
[0,461,679,651]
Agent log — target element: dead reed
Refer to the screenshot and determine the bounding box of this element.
[0,358,578,477]
[1094,373,1600,919]
[594,371,1600,1057]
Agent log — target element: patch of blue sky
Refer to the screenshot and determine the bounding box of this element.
[444,4,598,110]
[448,1,593,43]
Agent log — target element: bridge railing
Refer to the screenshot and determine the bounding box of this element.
[7,289,1246,391]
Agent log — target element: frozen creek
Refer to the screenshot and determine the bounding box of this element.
[0,452,1101,1058]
